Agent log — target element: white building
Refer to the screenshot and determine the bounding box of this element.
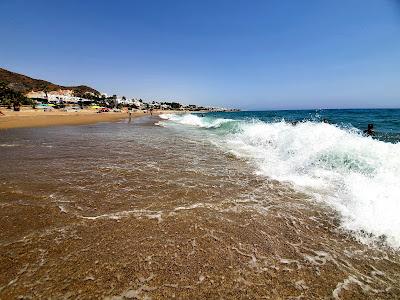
[47,94,81,104]
[116,98,133,105]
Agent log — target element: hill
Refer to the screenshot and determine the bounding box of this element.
[0,67,100,96]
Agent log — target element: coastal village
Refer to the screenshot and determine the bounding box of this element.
[25,89,235,112]
[0,67,237,114]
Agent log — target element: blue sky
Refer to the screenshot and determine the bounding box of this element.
[1,0,400,109]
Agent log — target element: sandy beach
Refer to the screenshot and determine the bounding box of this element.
[3,0,400,297]
[0,108,176,130]
[1,116,399,299]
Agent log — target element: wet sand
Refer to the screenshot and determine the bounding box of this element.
[0,117,399,299]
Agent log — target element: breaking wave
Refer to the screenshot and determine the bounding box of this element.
[161,113,400,248]
[159,113,236,129]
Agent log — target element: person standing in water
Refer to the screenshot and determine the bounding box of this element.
[364,124,375,136]
[127,106,132,122]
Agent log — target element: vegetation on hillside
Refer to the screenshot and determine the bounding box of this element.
[0,67,100,95]
[0,81,33,110]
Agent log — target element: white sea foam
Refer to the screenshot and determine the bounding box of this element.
[159,113,172,120]
[228,120,400,247]
[81,209,163,222]
[163,114,400,248]
[159,113,234,128]
[154,121,164,127]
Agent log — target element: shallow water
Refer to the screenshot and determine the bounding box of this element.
[0,116,399,299]
[161,110,400,249]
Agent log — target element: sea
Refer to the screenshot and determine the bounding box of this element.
[1,109,399,298]
[160,109,400,247]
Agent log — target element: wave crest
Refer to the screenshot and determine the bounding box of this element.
[162,113,400,248]
[159,113,235,128]
[230,120,400,247]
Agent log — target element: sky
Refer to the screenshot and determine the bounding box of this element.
[1,0,400,110]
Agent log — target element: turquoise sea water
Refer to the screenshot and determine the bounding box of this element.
[204,109,400,143]
[160,109,400,248]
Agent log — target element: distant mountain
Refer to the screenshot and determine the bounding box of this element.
[0,67,100,96]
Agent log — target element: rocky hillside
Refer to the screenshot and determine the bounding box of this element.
[0,67,100,96]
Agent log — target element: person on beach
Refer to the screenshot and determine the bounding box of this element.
[128,107,132,122]
[0,110,5,116]
[364,123,375,136]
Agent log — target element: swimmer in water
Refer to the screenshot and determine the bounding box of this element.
[363,123,375,136]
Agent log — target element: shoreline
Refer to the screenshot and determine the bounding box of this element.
[0,108,182,130]
[1,118,399,299]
